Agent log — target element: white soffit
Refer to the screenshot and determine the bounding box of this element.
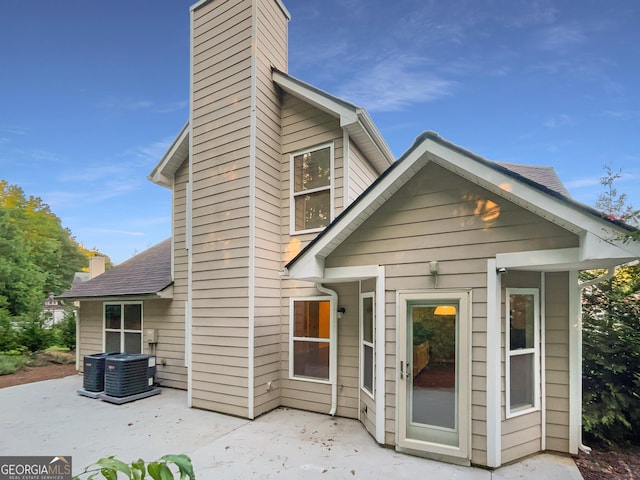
[148,123,189,188]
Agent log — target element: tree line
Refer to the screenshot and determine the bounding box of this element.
[0,180,110,351]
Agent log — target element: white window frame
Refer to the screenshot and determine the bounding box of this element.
[289,143,334,235]
[289,296,333,384]
[360,292,375,398]
[103,301,144,354]
[505,288,540,418]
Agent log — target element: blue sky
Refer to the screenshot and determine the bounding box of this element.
[1,0,638,264]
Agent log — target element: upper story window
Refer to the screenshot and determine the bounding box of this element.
[291,143,333,234]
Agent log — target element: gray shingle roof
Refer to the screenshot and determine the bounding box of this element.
[498,162,571,197]
[59,239,172,299]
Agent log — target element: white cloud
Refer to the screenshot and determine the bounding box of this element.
[337,55,455,111]
[99,97,187,114]
[565,177,601,189]
[537,24,586,53]
[0,126,28,136]
[543,114,575,129]
[84,228,145,237]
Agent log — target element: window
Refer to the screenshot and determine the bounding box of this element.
[104,302,143,354]
[291,144,333,233]
[290,297,332,382]
[506,289,539,417]
[361,293,375,396]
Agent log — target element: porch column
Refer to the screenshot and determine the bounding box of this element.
[375,266,386,444]
[486,259,502,467]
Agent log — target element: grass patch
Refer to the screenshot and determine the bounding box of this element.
[0,354,29,375]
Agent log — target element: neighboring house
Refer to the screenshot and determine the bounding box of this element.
[43,293,66,327]
[60,0,640,469]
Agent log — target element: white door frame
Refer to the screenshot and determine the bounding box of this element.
[396,289,472,460]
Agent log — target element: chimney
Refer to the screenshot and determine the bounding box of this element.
[89,256,105,278]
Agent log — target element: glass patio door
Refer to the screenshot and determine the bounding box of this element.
[398,291,470,460]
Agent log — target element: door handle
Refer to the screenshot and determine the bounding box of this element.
[400,361,410,379]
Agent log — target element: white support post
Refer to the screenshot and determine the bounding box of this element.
[486,259,502,468]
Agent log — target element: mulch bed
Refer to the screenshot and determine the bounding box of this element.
[575,445,640,480]
[0,363,77,389]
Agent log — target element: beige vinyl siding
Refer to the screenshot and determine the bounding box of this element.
[279,282,330,412]
[279,92,346,413]
[144,300,187,389]
[77,301,103,367]
[77,299,187,389]
[544,271,570,453]
[324,162,578,465]
[333,282,360,418]
[252,0,288,417]
[190,0,254,417]
[280,93,345,266]
[278,282,360,418]
[348,142,378,203]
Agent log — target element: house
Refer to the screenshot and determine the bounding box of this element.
[43,293,66,327]
[60,0,640,468]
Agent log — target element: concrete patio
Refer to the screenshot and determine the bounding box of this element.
[0,375,583,479]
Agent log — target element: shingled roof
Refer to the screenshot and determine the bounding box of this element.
[498,162,571,197]
[59,238,172,299]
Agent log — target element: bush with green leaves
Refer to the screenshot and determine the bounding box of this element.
[52,309,77,350]
[582,265,640,446]
[73,454,195,480]
[0,352,29,375]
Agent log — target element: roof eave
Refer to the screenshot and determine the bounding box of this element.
[58,286,173,303]
[272,70,394,173]
[286,131,640,278]
[148,123,189,189]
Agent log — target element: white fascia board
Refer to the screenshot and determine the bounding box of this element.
[287,149,428,279]
[287,255,325,281]
[424,137,637,242]
[273,71,358,126]
[148,123,189,188]
[496,248,580,270]
[496,242,637,271]
[580,231,640,261]
[355,108,395,166]
[324,265,379,282]
[190,0,213,12]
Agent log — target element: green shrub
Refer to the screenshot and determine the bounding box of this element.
[0,353,28,375]
[0,308,20,352]
[73,454,195,480]
[18,315,53,352]
[51,310,76,350]
[582,266,640,446]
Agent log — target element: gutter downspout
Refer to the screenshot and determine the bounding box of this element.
[316,283,338,416]
[576,265,616,454]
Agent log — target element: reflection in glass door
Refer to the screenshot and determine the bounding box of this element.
[408,302,458,446]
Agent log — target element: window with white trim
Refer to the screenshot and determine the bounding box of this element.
[290,297,332,382]
[361,293,375,397]
[290,144,333,234]
[104,302,143,354]
[506,288,539,417]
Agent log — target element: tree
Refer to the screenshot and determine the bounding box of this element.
[594,165,640,243]
[582,166,640,446]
